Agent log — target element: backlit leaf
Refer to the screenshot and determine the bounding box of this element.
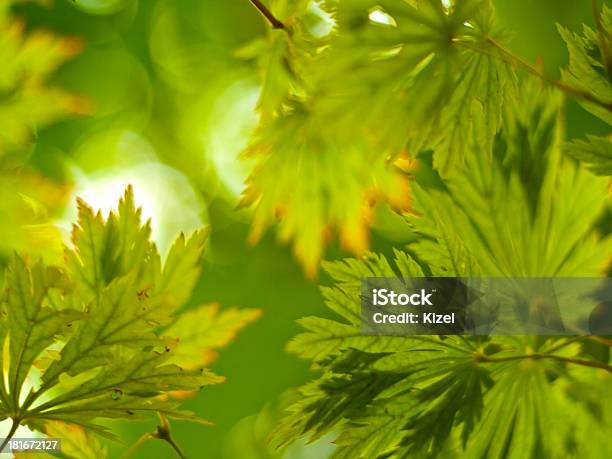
[0,187,258,444]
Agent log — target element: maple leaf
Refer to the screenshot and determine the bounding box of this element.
[242,0,515,276]
[0,187,258,450]
[241,104,411,277]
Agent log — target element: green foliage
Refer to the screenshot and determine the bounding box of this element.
[0,0,86,154]
[277,79,612,458]
[0,163,67,262]
[410,82,611,277]
[560,4,612,175]
[0,0,80,267]
[564,135,612,176]
[243,0,517,275]
[241,105,411,277]
[558,5,612,125]
[0,187,258,445]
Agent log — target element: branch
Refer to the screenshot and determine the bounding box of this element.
[249,0,286,30]
[161,434,187,459]
[457,38,612,113]
[478,353,612,373]
[120,433,154,459]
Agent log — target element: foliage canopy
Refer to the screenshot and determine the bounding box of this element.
[278,84,612,457]
[259,1,612,458]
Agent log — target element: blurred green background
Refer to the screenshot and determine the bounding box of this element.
[2,0,608,457]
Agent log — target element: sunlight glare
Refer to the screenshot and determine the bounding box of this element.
[369,8,397,27]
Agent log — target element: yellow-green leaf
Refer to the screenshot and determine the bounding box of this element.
[166,303,261,369]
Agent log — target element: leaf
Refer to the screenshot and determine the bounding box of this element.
[41,274,164,382]
[237,0,326,120]
[65,187,156,297]
[243,0,515,275]
[564,135,612,176]
[165,303,261,369]
[66,186,208,318]
[0,187,258,445]
[1,257,80,411]
[13,421,108,459]
[241,106,411,277]
[0,2,87,154]
[313,0,516,174]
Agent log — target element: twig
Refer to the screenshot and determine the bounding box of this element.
[486,37,612,112]
[478,353,612,373]
[0,418,20,454]
[120,433,154,459]
[248,0,286,30]
[457,37,612,113]
[161,434,188,459]
[120,414,188,459]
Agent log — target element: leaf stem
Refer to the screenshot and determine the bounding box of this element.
[478,353,612,373]
[162,434,188,459]
[0,418,20,454]
[156,413,187,459]
[248,0,286,30]
[458,37,612,112]
[118,415,189,459]
[120,433,154,459]
[485,37,612,112]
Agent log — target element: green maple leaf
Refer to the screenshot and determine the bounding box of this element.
[242,0,516,276]
[312,0,516,174]
[0,187,258,446]
[241,105,411,277]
